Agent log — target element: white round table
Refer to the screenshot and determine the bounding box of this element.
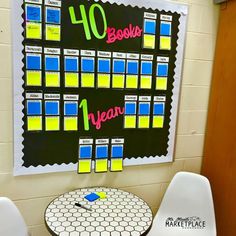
[45,187,153,236]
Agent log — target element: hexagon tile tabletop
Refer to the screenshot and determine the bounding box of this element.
[45,187,153,236]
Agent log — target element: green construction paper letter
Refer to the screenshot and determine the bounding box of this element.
[79,99,90,131]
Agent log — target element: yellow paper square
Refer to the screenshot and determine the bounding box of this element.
[140,76,152,89]
[160,36,171,50]
[81,73,95,88]
[95,159,108,172]
[78,160,91,173]
[96,192,107,199]
[97,74,110,88]
[64,117,78,131]
[156,77,167,90]
[124,116,136,128]
[26,71,42,86]
[126,75,138,89]
[45,24,61,41]
[26,22,41,39]
[65,73,79,87]
[45,116,60,131]
[153,116,164,128]
[45,72,60,87]
[143,34,155,49]
[27,116,42,131]
[112,74,125,89]
[111,159,123,171]
[138,116,150,129]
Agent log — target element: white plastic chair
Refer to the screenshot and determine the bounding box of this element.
[147,172,216,236]
[0,197,29,236]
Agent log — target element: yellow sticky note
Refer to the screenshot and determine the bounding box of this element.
[143,34,155,49]
[81,73,95,88]
[126,75,138,89]
[95,159,108,172]
[45,72,60,87]
[78,160,91,173]
[112,74,125,89]
[138,116,150,129]
[156,77,167,90]
[45,116,60,131]
[96,192,107,199]
[153,116,164,128]
[64,117,78,131]
[140,76,152,89]
[45,24,61,41]
[97,74,110,88]
[110,159,123,172]
[26,22,41,39]
[160,36,171,50]
[124,116,136,128]
[27,116,42,131]
[65,73,79,87]
[26,71,42,86]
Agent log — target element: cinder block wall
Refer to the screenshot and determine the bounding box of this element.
[0,0,219,235]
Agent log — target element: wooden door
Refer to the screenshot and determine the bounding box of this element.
[202,1,236,236]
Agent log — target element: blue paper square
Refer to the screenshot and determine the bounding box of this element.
[139,103,150,115]
[153,103,165,115]
[27,101,42,115]
[160,22,171,36]
[65,57,78,72]
[127,61,138,74]
[26,5,41,22]
[81,58,94,72]
[98,59,110,73]
[141,61,152,75]
[45,101,59,115]
[157,64,168,77]
[96,145,108,159]
[79,145,92,159]
[26,54,41,70]
[45,56,59,71]
[84,193,100,202]
[111,145,123,158]
[64,102,78,116]
[125,102,136,115]
[113,60,125,73]
[46,8,60,24]
[144,20,156,34]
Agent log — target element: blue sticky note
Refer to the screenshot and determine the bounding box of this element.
[160,22,171,36]
[46,7,60,24]
[26,5,41,22]
[139,103,150,115]
[65,57,78,72]
[96,145,108,159]
[111,145,123,158]
[79,145,92,159]
[45,101,59,115]
[64,102,78,116]
[144,20,156,34]
[98,59,110,73]
[45,56,59,71]
[113,60,125,73]
[141,61,152,75]
[27,101,42,115]
[127,61,138,74]
[26,54,41,70]
[157,64,168,77]
[84,193,100,202]
[81,58,94,72]
[125,102,136,115]
[154,103,165,115]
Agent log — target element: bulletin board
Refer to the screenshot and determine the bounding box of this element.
[12,0,188,175]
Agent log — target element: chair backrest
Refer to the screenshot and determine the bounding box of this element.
[0,197,29,236]
[148,172,216,236]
